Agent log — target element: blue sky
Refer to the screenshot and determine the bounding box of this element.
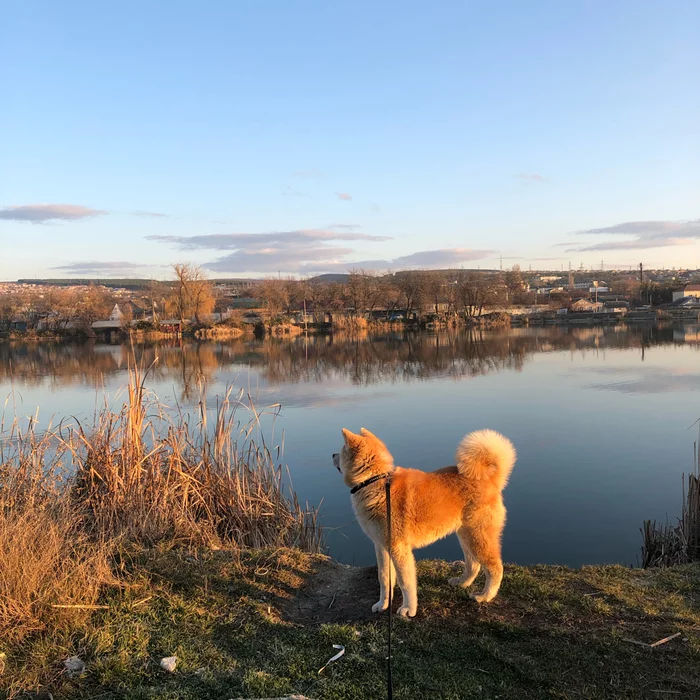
[1,1,698,280]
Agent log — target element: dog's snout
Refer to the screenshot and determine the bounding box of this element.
[332,453,340,472]
[332,453,338,459]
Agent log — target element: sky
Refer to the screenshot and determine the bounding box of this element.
[1,1,699,280]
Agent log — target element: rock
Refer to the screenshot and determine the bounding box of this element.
[64,656,86,676]
[160,656,178,672]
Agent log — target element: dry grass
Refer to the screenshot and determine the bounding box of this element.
[0,416,114,644]
[642,428,700,567]
[0,364,321,647]
[331,315,369,332]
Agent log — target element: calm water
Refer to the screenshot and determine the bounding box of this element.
[2,324,699,568]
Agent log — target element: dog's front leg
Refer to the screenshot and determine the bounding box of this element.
[372,543,395,613]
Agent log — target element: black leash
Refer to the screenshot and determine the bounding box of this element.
[385,476,394,700]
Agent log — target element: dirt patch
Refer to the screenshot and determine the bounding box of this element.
[283,558,380,625]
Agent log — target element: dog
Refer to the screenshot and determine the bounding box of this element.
[332,427,516,617]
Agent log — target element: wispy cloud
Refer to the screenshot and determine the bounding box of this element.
[131,210,168,218]
[207,247,494,274]
[336,192,352,201]
[148,227,491,274]
[0,204,107,224]
[147,229,391,250]
[562,219,700,252]
[516,173,546,182]
[51,261,156,276]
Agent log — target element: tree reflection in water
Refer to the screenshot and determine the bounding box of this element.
[0,325,693,400]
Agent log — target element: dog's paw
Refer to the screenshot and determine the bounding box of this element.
[470,592,494,604]
[372,600,388,613]
[448,576,467,588]
[396,605,416,618]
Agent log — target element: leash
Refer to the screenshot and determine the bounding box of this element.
[385,475,394,700]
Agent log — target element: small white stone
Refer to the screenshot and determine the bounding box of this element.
[160,656,177,672]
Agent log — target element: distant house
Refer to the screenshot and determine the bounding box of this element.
[92,304,126,331]
[672,285,700,302]
[109,304,124,321]
[570,299,604,313]
[603,300,629,313]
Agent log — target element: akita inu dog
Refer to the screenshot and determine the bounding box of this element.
[333,428,516,617]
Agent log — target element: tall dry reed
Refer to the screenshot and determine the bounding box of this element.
[0,365,322,641]
[642,426,700,567]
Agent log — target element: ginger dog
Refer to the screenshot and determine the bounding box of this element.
[332,428,516,617]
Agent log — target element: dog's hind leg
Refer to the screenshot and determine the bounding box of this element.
[390,544,418,617]
[448,526,481,588]
[372,543,395,613]
[466,524,504,604]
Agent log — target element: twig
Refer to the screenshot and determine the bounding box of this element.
[623,638,650,647]
[623,632,681,648]
[649,691,682,695]
[327,592,337,610]
[650,632,682,648]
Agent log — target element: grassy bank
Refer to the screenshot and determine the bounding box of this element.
[2,548,700,699]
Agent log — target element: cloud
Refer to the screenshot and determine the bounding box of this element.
[336,192,352,201]
[528,256,568,261]
[131,210,168,218]
[147,229,392,250]
[206,247,495,274]
[51,261,156,276]
[369,201,381,213]
[149,228,492,275]
[563,219,700,252]
[149,228,391,274]
[516,173,546,182]
[0,204,107,224]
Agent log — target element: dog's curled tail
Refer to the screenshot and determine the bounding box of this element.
[455,430,516,490]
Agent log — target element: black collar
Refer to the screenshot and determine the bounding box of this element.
[350,472,392,495]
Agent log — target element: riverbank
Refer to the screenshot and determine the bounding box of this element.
[3,547,700,699]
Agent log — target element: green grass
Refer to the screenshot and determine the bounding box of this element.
[4,550,700,699]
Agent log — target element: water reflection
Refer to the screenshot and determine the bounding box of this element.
[1,324,697,396]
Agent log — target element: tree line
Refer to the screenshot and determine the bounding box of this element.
[255,268,531,319]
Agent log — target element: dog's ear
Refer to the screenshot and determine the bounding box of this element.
[342,428,363,450]
[360,427,378,440]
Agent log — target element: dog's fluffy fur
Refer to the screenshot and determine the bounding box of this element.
[332,428,516,617]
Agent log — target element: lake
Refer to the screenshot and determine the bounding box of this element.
[2,323,699,568]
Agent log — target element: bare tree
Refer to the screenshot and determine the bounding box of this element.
[395,271,426,315]
[425,271,447,315]
[257,278,290,316]
[503,265,524,304]
[171,264,215,323]
[74,285,113,330]
[456,271,497,318]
